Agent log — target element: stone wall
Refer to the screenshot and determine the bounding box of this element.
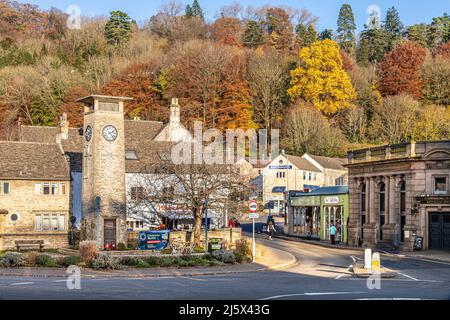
[128,228,242,250]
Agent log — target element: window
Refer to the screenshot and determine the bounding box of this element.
[399,182,406,243]
[434,177,447,195]
[35,213,66,231]
[276,172,285,178]
[125,150,138,160]
[43,183,50,195]
[378,183,386,240]
[130,187,145,201]
[10,213,18,222]
[0,181,10,194]
[360,183,366,240]
[35,182,66,196]
[313,173,317,181]
[309,172,312,181]
[303,171,306,180]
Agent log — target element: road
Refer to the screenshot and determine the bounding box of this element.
[0,223,449,300]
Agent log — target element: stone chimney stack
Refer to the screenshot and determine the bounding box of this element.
[170,98,180,125]
[59,113,69,140]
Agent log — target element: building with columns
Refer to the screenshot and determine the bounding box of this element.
[346,141,450,251]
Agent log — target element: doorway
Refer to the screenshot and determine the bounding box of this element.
[429,212,450,250]
[104,219,117,248]
[324,206,344,242]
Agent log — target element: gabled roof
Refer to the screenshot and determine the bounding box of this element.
[304,154,347,171]
[285,155,321,172]
[0,141,70,181]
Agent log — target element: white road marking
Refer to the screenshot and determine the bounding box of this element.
[398,273,419,281]
[53,280,68,283]
[350,256,356,262]
[335,265,353,279]
[260,291,365,300]
[10,282,34,286]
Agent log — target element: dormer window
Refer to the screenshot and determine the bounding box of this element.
[125,150,138,160]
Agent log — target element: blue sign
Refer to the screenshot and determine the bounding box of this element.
[269,165,292,170]
[272,186,287,193]
[138,230,170,250]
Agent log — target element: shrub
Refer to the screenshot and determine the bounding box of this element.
[158,257,176,267]
[58,256,81,268]
[91,254,123,270]
[79,241,98,266]
[26,251,39,266]
[35,254,58,267]
[0,252,25,267]
[143,256,159,266]
[119,256,143,267]
[212,250,236,264]
[193,246,205,253]
[233,251,245,263]
[235,239,252,261]
[117,242,127,251]
[160,247,173,254]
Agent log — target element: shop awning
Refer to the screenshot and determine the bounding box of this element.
[272,186,286,193]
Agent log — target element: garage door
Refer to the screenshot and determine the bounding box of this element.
[429,212,450,250]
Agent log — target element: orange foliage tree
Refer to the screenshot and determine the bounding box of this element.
[377,41,427,98]
[211,17,243,47]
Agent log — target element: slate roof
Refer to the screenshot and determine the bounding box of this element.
[306,154,347,171]
[18,120,167,174]
[304,186,348,196]
[286,155,321,172]
[0,141,70,180]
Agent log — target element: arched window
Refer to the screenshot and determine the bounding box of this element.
[360,183,366,240]
[399,182,406,242]
[378,182,386,240]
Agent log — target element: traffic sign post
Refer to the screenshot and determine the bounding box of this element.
[248,201,259,263]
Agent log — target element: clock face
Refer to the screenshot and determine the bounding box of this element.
[102,125,118,141]
[85,125,92,142]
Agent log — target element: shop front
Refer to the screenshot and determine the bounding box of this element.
[288,186,349,243]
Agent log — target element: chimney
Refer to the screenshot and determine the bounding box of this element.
[59,113,69,140]
[170,98,180,125]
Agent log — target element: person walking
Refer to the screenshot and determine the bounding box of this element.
[268,220,276,240]
[329,223,337,245]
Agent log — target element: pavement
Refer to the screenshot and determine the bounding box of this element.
[0,239,297,279]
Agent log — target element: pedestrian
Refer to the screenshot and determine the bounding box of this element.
[329,223,337,245]
[268,220,276,240]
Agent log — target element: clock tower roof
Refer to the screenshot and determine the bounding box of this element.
[76,95,133,105]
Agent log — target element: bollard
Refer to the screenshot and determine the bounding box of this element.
[372,252,381,272]
[364,248,372,269]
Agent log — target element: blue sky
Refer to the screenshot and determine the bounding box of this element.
[20,0,449,32]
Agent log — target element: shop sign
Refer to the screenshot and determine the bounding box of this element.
[324,196,339,204]
[139,230,170,250]
[269,165,292,170]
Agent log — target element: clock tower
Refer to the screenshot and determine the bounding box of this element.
[78,95,132,249]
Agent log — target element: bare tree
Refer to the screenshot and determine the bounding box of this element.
[126,145,252,246]
[247,49,291,132]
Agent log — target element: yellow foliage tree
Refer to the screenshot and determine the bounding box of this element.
[288,39,356,116]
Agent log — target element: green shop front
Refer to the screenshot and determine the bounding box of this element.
[287,186,349,243]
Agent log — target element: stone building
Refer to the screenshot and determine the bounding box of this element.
[346,141,450,251]
[1,95,206,250]
[0,141,71,250]
[260,152,348,214]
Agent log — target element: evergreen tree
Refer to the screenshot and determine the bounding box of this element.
[356,38,369,67]
[383,6,404,49]
[242,20,265,48]
[185,4,193,18]
[428,13,450,47]
[336,4,356,54]
[406,24,430,47]
[359,28,389,63]
[104,11,132,46]
[319,29,333,40]
[191,0,204,21]
[296,23,317,48]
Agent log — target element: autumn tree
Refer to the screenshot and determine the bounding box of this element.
[370,94,420,144]
[281,103,347,157]
[414,104,450,141]
[336,4,356,54]
[211,17,243,47]
[263,7,294,51]
[377,40,427,98]
[421,56,450,106]
[406,23,429,48]
[288,39,356,117]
